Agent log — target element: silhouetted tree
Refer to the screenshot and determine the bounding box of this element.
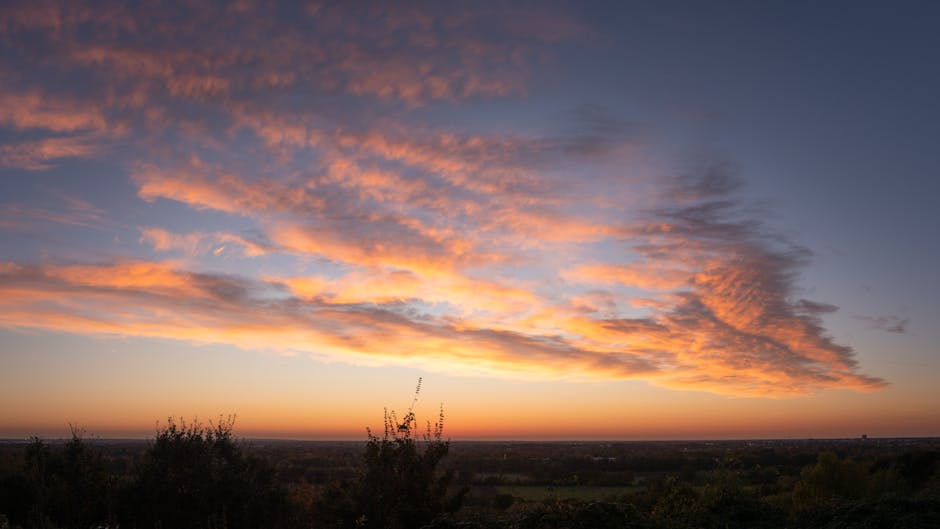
[316,379,465,529]
[124,416,296,529]
[5,428,113,529]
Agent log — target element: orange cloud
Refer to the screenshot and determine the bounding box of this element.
[139,227,273,258]
[0,2,886,399]
[273,266,538,318]
[0,260,657,382]
[120,157,888,397]
[134,167,300,215]
[134,164,505,272]
[0,242,886,397]
[565,263,691,291]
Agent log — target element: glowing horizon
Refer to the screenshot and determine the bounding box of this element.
[1,1,938,440]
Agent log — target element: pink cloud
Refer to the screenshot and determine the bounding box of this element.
[0,93,108,133]
[0,2,886,398]
[0,136,101,170]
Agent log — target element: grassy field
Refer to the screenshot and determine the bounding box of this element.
[498,485,642,502]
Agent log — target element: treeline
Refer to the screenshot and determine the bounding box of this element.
[0,409,465,529]
[1,423,940,528]
[0,419,298,529]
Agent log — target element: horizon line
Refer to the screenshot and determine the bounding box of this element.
[3,435,938,444]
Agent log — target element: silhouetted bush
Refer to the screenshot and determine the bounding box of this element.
[123,416,297,529]
[316,380,465,529]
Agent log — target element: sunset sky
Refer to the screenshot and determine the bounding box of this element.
[1,1,938,440]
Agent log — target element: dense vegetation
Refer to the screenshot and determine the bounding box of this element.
[1,418,938,528]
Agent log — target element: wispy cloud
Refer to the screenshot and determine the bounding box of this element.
[0,136,101,170]
[0,1,886,397]
[855,314,909,334]
[0,193,108,232]
[0,260,658,379]
[139,227,274,258]
[0,92,109,133]
[1,0,583,107]
[0,162,886,396]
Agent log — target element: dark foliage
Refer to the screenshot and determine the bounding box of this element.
[0,428,112,529]
[648,469,786,529]
[2,405,940,529]
[793,497,940,529]
[316,380,466,529]
[516,501,654,529]
[123,416,297,529]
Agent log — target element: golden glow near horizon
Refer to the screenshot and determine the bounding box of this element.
[1,1,937,439]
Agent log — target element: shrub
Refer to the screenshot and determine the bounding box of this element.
[123,416,296,529]
[317,379,465,529]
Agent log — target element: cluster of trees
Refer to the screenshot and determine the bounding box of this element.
[0,411,464,529]
[0,378,467,529]
[1,408,939,528]
[0,419,298,529]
